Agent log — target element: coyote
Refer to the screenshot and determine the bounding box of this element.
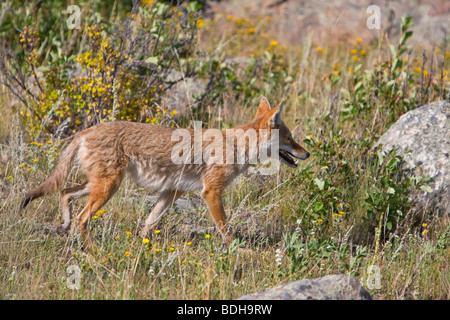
[20,97,309,248]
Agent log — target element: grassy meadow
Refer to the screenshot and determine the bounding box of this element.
[0,0,449,300]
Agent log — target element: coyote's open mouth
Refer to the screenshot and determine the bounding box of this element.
[279,149,298,168]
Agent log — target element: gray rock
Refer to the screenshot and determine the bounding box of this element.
[224,56,252,78]
[238,274,372,300]
[375,101,450,214]
[162,70,207,116]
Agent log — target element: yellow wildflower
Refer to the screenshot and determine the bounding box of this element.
[196,19,204,28]
[316,47,325,54]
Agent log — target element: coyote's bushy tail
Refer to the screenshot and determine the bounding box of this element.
[20,136,81,210]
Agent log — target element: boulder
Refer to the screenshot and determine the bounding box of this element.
[162,70,207,116]
[238,274,372,300]
[375,100,450,214]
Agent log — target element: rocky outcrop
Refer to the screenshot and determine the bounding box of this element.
[238,274,372,300]
[375,101,450,214]
[161,70,207,116]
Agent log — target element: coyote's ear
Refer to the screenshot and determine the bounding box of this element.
[270,100,284,126]
[256,96,271,117]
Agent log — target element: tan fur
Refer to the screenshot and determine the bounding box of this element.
[21,97,309,248]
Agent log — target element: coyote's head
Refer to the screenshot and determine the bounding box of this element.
[256,97,310,168]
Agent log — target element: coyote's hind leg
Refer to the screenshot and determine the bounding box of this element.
[77,176,122,249]
[58,182,90,235]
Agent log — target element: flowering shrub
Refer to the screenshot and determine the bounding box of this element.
[1,1,199,136]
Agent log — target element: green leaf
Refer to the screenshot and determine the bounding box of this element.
[389,44,397,58]
[401,16,414,32]
[188,1,202,12]
[377,150,385,166]
[386,79,396,89]
[420,185,433,193]
[313,178,325,191]
[145,56,159,65]
[331,74,340,85]
[314,201,324,212]
[399,31,413,46]
[398,48,408,57]
[392,58,400,71]
[386,221,393,230]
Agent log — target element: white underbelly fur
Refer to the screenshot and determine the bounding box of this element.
[126,161,204,192]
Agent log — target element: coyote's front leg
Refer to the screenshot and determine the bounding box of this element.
[201,184,233,246]
[140,190,184,238]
